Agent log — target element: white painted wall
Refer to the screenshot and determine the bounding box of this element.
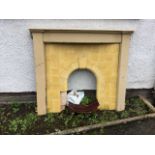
[68,69,97,90]
[0,19,155,92]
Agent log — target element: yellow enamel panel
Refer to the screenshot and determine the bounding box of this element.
[45,43,119,112]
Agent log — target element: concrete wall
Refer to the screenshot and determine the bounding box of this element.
[68,69,97,90]
[0,19,155,92]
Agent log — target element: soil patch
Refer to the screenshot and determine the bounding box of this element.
[0,96,152,135]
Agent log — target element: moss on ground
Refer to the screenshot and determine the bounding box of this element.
[0,96,152,134]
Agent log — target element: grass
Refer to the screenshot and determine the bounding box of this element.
[0,96,152,135]
[80,96,94,106]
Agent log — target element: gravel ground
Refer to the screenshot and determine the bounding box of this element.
[100,118,155,135]
[84,96,155,135]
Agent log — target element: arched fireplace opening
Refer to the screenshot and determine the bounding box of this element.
[68,69,97,91]
[67,69,98,113]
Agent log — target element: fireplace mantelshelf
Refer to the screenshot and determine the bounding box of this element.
[30,29,133,115]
